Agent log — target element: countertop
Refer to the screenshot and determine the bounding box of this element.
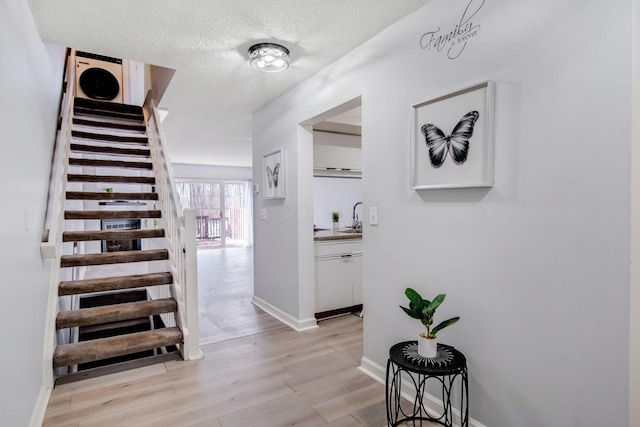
[314,229,363,241]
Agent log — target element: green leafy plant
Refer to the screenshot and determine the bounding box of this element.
[331,211,340,222]
[399,288,460,338]
[104,187,114,193]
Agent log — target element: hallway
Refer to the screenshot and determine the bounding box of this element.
[197,247,288,344]
[43,315,404,426]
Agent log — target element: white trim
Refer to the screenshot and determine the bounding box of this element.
[28,385,52,427]
[631,2,640,425]
[359,357,487,427]
[358,356,386,383]
[180,326,204,361]
[182,209,203,361]
[251,296,318,331]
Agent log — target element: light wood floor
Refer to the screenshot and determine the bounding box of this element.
[43,314,401,427]
[197,247,288,344]
[80,245,287,344]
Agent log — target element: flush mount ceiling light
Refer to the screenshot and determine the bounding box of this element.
[248,43,290,73]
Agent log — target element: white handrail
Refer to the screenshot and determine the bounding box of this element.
[41,54,74,258]
[40,53,75,387]
[145,96,202,361]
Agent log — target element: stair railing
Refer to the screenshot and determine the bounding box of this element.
[144,94,202,361]
[40,53,76,385]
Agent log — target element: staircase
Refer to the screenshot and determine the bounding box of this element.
[51,98,184,372]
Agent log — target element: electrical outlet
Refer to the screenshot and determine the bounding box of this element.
[369,207,378,225]
[259,208,267,220]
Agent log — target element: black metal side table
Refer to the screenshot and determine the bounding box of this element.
[386,341,468,427]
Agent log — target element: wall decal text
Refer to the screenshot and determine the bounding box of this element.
[420,0,485,60]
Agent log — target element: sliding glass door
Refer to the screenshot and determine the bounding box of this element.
[224,182,251,246]
[176,180,252,248]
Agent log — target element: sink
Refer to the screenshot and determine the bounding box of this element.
[314,228,329,232]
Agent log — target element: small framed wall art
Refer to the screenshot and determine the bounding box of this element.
[410,80,495,190]
[263,148,285,199]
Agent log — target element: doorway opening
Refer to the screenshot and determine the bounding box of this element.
[175,179,282,344]
[301,96,364,327]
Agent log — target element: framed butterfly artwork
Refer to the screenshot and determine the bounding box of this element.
[410,80,495,190]
[263,148,286,199]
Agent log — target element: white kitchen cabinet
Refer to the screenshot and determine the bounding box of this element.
[352,254,363,305]
[315,256,355,312]
[313,141,362,177]
[314,239,363,314]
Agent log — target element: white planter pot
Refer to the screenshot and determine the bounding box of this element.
[418,334,438,358]
[332,222,339,231]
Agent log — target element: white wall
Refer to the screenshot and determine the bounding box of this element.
[313,177,362,229]
[172,163,252,181]
[630,1,640,425]
[253,1,632,425]
[0,0,65,424]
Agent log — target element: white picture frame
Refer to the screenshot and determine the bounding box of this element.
[263,148,285,199]
[410,80,495,190]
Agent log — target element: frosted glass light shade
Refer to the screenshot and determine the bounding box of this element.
[248,43,290,73]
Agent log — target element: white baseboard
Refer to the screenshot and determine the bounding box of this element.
[181,327,204,361]
[29,385,52,427]
[359,357,486,427]
[359,356,386,383]
[251,296,318,332]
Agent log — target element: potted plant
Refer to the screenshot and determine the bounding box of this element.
[399,288,460,358]
[331,211,340,231]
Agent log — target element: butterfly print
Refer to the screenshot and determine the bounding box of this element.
[421,111,479,168]
[266,162,280,188]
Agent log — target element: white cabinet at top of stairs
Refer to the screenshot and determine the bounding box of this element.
[314,239,362,314]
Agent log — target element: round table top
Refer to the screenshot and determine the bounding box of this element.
[389,341,466,375]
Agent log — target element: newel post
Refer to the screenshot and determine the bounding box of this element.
[182,208,202,360]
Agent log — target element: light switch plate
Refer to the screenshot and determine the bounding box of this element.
[259,208,267,220]
[369,207,378,225]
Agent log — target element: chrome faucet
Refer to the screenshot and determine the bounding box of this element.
[352,201,362,230]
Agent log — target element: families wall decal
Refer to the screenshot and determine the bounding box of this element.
[419,0,485,60]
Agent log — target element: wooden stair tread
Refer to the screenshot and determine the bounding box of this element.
[60,249,168,267]
[74,98,144,123]
[72,130,148,145]
[73,117,146,132]
[65,210,161,220]
[63,228,165,242]
[52,97,183,373]
[66,191,158,201]
[67,174,155,185]
[59,272,173,296]
[53,327,182,368]
[70,143,150,157]
[57,298,177,329]
[74,106,144,122]
[69,158,152,170]
[74,98,144,115]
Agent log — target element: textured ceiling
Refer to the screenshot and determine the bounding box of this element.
[28,0,429,167]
